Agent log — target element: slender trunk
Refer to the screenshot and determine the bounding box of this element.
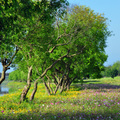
[30,80,38,101]
[43,80,51,95]
[0,66,7,84]
[20,66,32,103]
[60,81,64,93]
[54,71,66,94]
[67,80,71,90]
[48,81,53,94]
[0,48,18,84]
[65,78,70,91]
[52,75,58,86]
[54,78,63,94]
[46,75,53,94]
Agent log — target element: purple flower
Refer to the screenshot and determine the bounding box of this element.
[63,109,66,112]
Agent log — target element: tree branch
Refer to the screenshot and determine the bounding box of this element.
[68,45,87,58]
[6,47,19,67]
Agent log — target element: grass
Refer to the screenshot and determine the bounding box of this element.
[0,77,120,120]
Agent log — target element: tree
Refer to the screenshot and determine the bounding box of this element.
[5,4,110,102]
[0,0,42,84]
[11,0,69,103]
[112,61,120,76]
[101,61,120,78]
[0,0,21,84]
[33,5,110,95]
[110,68,118,79]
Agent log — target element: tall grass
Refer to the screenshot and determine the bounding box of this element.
[0,77,120,120]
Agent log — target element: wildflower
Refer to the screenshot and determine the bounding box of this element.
[1,111,4,113]
[51,103,54,105]
[98,104,101,107]
[63,109,66,112]
[97,116,99,119]
[79,117,82,119]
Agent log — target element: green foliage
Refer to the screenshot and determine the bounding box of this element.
[49,5,110,83]
[101,61,120,78]
[110,69,118,79]
[1,1,111,101]
[8,70,27,82]
[112,61,120,76]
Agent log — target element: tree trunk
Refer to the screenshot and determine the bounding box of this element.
[30,80,38,101]
[20,66,32,103]
[46,75,53,94]
[43,80,51,95]
[0,66,7,84]
[48,81,53,94]
[0,48,18,84]
[52,75,58,86]
[67,81,71,90]
[54,78,63,94]
[54,71,66,94]
[60,81,64,93]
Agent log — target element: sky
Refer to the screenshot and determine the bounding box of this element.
[0,0,120,73]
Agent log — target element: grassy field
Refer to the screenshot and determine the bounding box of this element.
[0,77,120,120]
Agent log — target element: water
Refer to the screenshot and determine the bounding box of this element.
[0,86,9,96]
[0,77,9,96]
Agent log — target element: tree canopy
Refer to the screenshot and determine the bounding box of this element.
[1,1,111,102]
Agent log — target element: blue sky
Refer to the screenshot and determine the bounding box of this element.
[0,0,120,72]
[68,0,120,66]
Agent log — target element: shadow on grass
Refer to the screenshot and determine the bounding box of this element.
[72,83,120,90]
[0,111,119,120]
[83,80,100,83]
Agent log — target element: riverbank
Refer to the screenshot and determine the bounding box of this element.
[0,77,120,120]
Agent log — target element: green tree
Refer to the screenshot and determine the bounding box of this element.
[36,5,110,94]
[0,0,40,84]
[102,61,120,78]
[0,0,21,84]
[6,4,110,102]
[112,61,120,76]
[110,68,118,79]
[0,0,69,103]
[11,0,69,103]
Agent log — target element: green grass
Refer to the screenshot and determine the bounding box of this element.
[83,76,120,85]
[0,77,120,120]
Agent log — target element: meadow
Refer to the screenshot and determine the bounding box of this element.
[0,77,120,120]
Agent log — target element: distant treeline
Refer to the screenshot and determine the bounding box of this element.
[101,61,120,78]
